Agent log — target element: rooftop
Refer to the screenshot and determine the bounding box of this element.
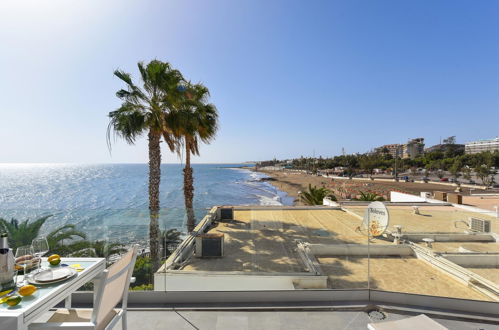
[181,209,364,273]
[163,205,499,302]
[343,204,499,234]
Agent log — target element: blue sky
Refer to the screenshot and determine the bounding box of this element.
[1,0,498,163]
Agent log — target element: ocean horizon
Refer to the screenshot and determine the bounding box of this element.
[0,163,293,244]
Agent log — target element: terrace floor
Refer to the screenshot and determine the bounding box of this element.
[463,195,499,212]
[182,209,367,273]
[176,207,497,301]
[318,256,489,300]
[110,309,499,330]
[343,205,499,233]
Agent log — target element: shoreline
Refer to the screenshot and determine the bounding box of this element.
[254,169,309,205]
[254,169,479,204]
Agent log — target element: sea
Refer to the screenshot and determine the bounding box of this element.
[0,164,293,243]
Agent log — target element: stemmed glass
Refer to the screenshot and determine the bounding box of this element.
[32,237,49,272]
[15,245,34,286]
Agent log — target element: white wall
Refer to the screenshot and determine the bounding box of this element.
[390,191,427,202]
[154,272,328,291]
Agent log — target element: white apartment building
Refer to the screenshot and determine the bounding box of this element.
[465,137,499,154]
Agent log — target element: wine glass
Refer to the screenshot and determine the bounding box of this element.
[15,245,34,286]
[32,237,49,271]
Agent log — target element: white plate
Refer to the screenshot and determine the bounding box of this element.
[28,267,77,285]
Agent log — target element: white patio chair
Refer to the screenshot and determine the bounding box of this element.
[29,244,139,330]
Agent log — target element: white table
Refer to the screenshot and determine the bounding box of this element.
[0,258,106,330]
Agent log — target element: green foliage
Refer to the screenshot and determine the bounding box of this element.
[0,216,85,251]
[161,229,182,258]
[475,164,495,187]
[358,154,379,176]
[0,216,51,249]
[462,167,472,181]
[132,256,153,287]
[287,150,499,175]
[107,60,185,152]
[355,191,385,201]
[56,240,127,264]
[449,160,462,179]
[130,284,153,291]
[171,82,219,155]
[300,184,336,205]
[46,224,86,251]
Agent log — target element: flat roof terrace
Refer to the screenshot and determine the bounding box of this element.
[167,206,497,301]
[181,209,369,273]
[318,256,489,301]
[343,204,499,234]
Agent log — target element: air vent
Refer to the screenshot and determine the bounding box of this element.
[220,208,234,220]
[469,217,491,233]
[195,233,224,257]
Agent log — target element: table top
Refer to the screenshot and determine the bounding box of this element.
[0,258,105,317]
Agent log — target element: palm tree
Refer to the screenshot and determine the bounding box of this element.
[107,60,184,271]
[173,83,218,232]
[355,191,385,201]
[47,224,88,249]
[161,229,182,258]
[64,240,127,265]
[300,184,336,206]
[0,216,86,250]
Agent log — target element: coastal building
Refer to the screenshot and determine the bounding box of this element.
[401,137,425,159]
[374,138,424,159]
[465,137,499,154]
[374,143,402,158]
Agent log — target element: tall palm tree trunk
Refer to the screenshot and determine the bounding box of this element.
[184,141,196,232]
[148,130,162,272]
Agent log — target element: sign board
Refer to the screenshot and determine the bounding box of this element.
[362,201,389,237]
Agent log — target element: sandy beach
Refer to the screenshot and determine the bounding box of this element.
[257,169,471,205]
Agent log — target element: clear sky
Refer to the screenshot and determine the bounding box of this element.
[1,0,498,163]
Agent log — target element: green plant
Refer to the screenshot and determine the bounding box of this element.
[132,256,153,287]
[46,224,87,251]
[107,60,185,271]
[59,240,127,265]
[355,191,385,201]
[172,82,218,232]
[449,160,462,179]
[475,164,494,187]
[462,167,472,181]
[0,216,86,250]
[130,284,153,291]
[161,229,182,258]
[300,184,336,205]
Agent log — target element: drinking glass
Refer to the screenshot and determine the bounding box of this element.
[32,237,49,271]
[15,245,34,285]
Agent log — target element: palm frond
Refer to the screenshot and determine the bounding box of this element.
[300,184,334,205]
[0,216,51,249]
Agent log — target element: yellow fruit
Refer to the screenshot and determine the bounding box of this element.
[48,254,61,266]
[49,257,61,266]
[6,295,21,306]
[19,285,37,297]
[0,289,13,297]
[47,254,60,262]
